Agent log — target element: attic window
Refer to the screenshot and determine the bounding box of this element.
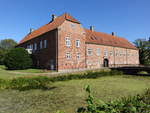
[71,23,76,29]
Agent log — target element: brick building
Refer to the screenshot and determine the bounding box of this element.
[17,13,139,71]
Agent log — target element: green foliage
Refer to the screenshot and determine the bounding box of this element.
[4,47,32,70]
[77,86,150,113]
[137,71,149,75]
[0,39,17,50]
[0,69,122,90]
[0,49,7,65]
[0,76,51,91]
[134,39,150,65]
[49,70,123,82]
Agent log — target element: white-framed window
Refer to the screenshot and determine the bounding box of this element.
[120,51,122,56]
[71,23,76,29]
[110,51,113,56]
[27,45,30,49]
[104,49,108,56]
[87,48,93,56]
[96,48,100,56]
[40,41,42,49]
[75,39,80,47]
[34,43,37,50]
[65,37,71,47]
[44,40,47,48]
[31,44,33,49]
[124,51,126,56]
[76,52,80,60]
[66,52,71,59]
[115,50,118,56]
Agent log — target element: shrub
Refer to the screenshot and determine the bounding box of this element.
[4,47,32,70]
[77,86,150,113]
[137,71,149,75]
[9,76,51,91]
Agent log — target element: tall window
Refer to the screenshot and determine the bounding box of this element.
[65,37,71,47]
[75,40,80,47]
[87,48,93,56]
[110,51,113,56]
[40,41,42,49]
[44,40,47,48]
[66,52,71,59]
[34,43,37,50]
[104,49,108,56]
[96,48,100,56]
[76,52,80,60]
[115,50,118,56]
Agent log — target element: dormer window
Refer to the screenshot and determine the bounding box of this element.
[65,37,71,47]
[71,23,76,29]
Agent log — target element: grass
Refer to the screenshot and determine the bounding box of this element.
[0,65,150,113]
[0,76,150,113]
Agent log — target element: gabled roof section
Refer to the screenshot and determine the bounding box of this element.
[18,13,80,44]
[85,29,138,50]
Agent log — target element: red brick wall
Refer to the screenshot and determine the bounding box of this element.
[85,43,139,69]
[57,20,86,71]
[18,29,58,69]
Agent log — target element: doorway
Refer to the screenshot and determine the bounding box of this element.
[103,59,109,67]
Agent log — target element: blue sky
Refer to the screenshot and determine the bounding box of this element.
[0,0,150,43]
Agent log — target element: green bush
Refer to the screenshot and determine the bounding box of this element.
[77,86,150,113]
[137,71,149,75]
[4,47,32,70]
[9,76,51,91]
[0,70,123,90]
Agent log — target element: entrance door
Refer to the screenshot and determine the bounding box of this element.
[103,59,109,67]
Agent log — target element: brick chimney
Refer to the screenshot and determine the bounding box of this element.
[90,26,94,31]
[29,28,34,34]
[52,14,57,21]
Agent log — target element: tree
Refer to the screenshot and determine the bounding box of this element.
[4,48,32,70]
[134,38,150,65]
[0,39,17,50]
[0,39,17,65]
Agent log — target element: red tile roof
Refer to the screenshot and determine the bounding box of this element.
[84,29,137,50]
[18,13,80,44]
[18,13,137,50]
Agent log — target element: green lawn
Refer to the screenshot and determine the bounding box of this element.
[0,75,150,113]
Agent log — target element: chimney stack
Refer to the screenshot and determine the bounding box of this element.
[52,14,57,21]
[112,32,115,36]
[30,28,34,34]
[90,26,94,31]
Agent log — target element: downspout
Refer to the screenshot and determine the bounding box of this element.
[56,29,58,72]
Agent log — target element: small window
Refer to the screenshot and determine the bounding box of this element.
[40,41,42,49]
[65,37,71,47]
[104,49,108,56]
[96,48,100,56]
[110,51,113,56]
[66,52,71,59]
[44,40,47,48]
[87,48,93,56]
[76,40,80,47]
[76,52,80,60]
[115,50,118,56]
[120,51,122,56]
[71,23,76,29]
[34,43,37,50]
